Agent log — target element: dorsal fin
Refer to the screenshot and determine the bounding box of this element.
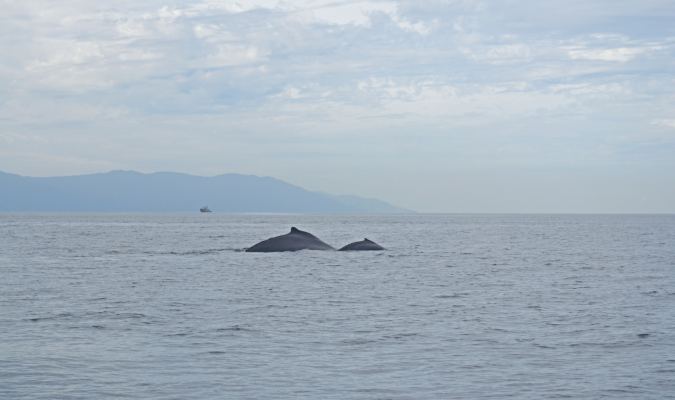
[364,238,371,242]
[291,227,300,233]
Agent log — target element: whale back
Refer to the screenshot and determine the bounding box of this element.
[246,227,335,252]
[339,238,385,251]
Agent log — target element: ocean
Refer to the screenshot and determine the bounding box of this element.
[2,213,675,399]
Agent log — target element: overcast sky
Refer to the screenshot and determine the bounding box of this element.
[1,0,674,212]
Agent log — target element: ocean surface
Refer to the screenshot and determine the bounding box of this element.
[2,213,675,399]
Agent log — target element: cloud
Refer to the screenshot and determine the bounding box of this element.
[652,119,675,129]
[567,47,646,63]
[461,43,533,64]
[561,33,669,64]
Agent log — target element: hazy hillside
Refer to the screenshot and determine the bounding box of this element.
[0,171,409,213]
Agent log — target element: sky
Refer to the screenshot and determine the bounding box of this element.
[1,0,675,213]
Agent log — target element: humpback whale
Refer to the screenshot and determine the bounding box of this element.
[339,238,385,251]
[246,227,335,252]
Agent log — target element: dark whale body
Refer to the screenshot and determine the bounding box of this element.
[246,227,335,252]
[339,238,385,251]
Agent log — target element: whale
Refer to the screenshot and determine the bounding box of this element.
[339,238,385,251]
[246,227,335,252]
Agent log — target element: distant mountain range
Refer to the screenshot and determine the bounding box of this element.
[0,170,410,213]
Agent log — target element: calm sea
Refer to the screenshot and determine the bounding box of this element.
[2,214,675,399]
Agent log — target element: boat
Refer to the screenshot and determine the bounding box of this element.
[200,206,212,213]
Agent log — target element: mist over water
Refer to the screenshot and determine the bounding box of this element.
[2,214,675,399]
